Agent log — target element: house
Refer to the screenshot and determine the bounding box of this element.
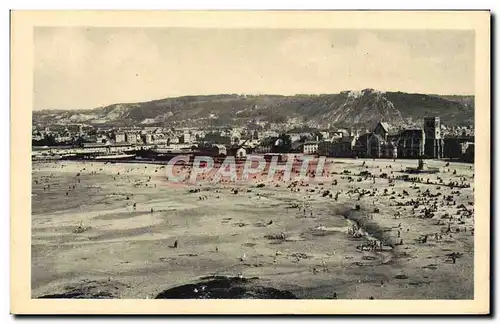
[288,133,302,142]
[144,134,153,144]
[213,144,227,156]
[318,141,334,156]
[236,147,247,159]
[262,130,280,138]
[125,132,137,144]
[303,141,319,155]
[54,135,72,143]
[255,138,274,154]
[114,132,125,143]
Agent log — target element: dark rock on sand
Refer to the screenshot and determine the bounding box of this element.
[37,279,128,299]
[155,276,297,299]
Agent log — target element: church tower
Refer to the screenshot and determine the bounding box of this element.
[423,117,443,158]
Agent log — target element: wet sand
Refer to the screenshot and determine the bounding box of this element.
[31,158,474,299]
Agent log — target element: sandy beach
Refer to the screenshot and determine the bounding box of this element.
[31,158,474,299]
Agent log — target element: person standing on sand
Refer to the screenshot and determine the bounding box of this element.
[450,253,457,264]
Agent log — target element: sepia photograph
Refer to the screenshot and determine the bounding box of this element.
[10,10,490,315]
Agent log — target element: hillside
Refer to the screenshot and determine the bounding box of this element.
[32,89,474,129]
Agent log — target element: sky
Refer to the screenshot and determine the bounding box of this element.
[33,28,475,110]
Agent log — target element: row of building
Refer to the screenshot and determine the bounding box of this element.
[302,117,474,160]
[33,116,474,161]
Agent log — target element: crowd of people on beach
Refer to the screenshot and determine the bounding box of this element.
[32,158,474,299]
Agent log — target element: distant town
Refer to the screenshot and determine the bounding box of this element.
[32,116,474,163]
